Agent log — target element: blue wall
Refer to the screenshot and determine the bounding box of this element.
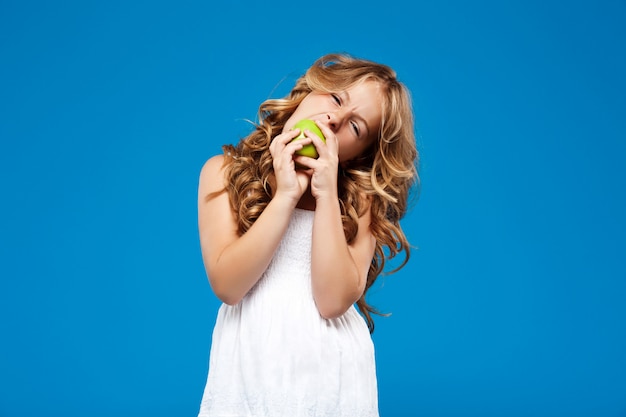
[1,1,625,416]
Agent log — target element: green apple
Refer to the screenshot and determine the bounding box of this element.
[291,119,326,158]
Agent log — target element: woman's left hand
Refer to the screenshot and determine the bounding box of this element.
[293,120,339,201]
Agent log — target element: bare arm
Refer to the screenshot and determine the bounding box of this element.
[311,196,376,319]
[294,122,376,319]
[198,130,312,304]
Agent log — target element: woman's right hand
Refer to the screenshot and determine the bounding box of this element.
[269,129,312,204]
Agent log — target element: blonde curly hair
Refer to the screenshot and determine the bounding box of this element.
[211,53,419,333]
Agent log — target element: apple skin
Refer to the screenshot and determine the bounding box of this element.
[291,119,326,158]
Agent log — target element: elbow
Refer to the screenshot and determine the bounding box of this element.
[318,305,350,320]
[313,278,365,320]
[215,291,242,306]
[315,294,358,320]
[206,270,244,306]
[210,280,243,306]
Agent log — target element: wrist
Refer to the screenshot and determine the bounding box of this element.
[271,192,300,210]
[314,194,341,210]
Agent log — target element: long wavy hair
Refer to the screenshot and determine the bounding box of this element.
[211,53,419,333]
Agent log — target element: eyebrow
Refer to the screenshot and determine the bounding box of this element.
[343,91,371,138]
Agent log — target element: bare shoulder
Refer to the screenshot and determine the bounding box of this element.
[200,154,227,178]
[198,153,236,235]
[199,154,228,193]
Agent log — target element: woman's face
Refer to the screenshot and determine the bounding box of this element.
[283,80,383,163]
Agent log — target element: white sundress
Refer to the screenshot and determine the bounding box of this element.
[198,208,379,417]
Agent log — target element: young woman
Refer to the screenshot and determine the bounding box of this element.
[197,53,419,416]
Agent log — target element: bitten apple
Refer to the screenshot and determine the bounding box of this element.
[291,119,326,158]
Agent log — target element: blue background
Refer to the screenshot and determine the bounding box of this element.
[1,1,625,416]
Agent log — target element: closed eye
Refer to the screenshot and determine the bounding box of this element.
[351,121,360,137]
[331,94,341,105]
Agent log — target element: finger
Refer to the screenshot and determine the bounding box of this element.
[306,128,328,149]
[270,129,307,157]
[314,121,337,146]
[292,155,317,170]
[310,122,337,158]
[277,128,304,145]
[286,135,313,155]
[270,129,302,150]
[296,167,313,178]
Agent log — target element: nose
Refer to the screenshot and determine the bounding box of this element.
[324,112,343,132]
